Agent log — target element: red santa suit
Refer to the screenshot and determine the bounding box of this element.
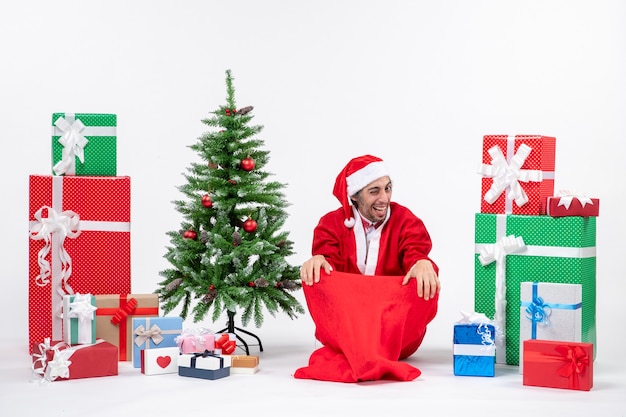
[294,155,440,383]
[312,202,439,277]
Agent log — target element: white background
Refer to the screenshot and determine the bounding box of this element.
[1,1,625,415]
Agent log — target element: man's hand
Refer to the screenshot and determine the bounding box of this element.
[402,259,440,300]
[300,254,333,286]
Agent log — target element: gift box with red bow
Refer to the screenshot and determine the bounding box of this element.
[28,175,131,353]
[547,191,600,217]
[523,339,593,391]
[95,294,159,361]
[214,333,237,354]
[478,134,556,215]
[31,338,118,382]
[178,351,231,380]
[141,346,180,376]
[131,316,183,368]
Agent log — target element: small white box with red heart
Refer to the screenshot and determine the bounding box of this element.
[141,347,179,375]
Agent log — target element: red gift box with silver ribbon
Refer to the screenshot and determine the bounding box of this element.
[28,175,131,352]
[478,135,556,215]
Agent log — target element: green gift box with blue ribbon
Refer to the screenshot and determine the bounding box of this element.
[519,281,582,373]
[474,213,596,366]
[51,113,117,176]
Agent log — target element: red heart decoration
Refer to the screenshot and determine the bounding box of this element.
[156,356,171,369]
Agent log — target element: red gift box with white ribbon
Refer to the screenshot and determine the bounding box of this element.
[547,190,599,217]
[28,175,131,352]
[478,135,556,215]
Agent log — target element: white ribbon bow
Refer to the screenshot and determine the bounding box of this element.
[556,189,594,209]
[479,144,543,208]
[29,206,81,290]
[68,293,97,323]
[53,116,89,176]
[134,324,164,346]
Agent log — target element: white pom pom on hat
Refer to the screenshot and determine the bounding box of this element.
[332,155,390,228]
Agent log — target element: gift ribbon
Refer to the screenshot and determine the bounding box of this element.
[477,234,526,362]
[478,137,544,214]
[190,351,224,369]
[556,189,594,210]
[32,338,104,383]
[95,295,159,361]
[475,214,596,362]
[524,344,589,389]
[521,282,582,339]
[29,176,131,340]
[52,114,89,176]
[133,318,181,351]
[66,293,97,344]
[134,324,165,346]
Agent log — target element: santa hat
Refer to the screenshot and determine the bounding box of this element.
[332,155,390,228]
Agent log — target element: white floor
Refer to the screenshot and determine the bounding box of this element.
[2,331,624,417]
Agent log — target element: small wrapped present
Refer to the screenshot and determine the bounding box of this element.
[175,328,215,354]
[132,316,183,368]
[28,175,131,352]
[519,282,582,373]
[453,312,497,377]
[178,351,231,380]
[547,190,599,217]
[51,112,117,176]
[62,293,97,345]
[224,355,259,374]
[478,134,556,215]
[214,333,237,354]
[523,339,593,391]
[95,294,159,361]
[32,338,118,382]
[141,347,180,376]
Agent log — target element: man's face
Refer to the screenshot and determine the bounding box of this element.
[352,176,392,223]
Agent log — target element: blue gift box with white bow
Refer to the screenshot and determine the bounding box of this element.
[453,323,496,377]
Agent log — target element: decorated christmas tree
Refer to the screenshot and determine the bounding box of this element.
[156,70,304,342]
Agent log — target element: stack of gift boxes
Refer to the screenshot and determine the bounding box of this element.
[29,113,259,383]
[453,134,597,392]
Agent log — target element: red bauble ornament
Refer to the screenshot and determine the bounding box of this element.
[242,218,257,233]
[201,194,213,208]
[183,230,197,240]
[209,284,214,290]
[248,281,255,287]
[240,157,255,172]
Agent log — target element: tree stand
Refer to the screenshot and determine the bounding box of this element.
[216,310,264,355]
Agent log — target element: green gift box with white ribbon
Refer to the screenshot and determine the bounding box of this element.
[62,293,97,345]
[474,213,596,365]
[51,113,117,176]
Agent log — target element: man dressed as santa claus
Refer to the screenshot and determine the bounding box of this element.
[295,154,440,382]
